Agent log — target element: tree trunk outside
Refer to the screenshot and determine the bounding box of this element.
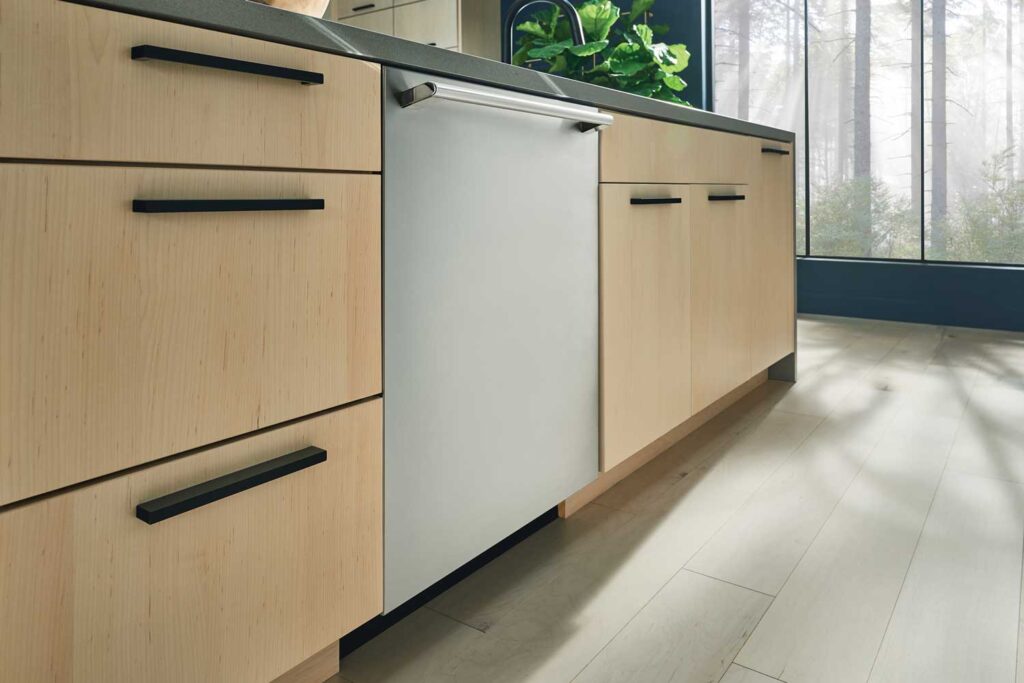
[839,0,852,181]
[912,0,922,224]
[1008,0,1015,179]
[738,0,751,120]
[931,0,948,257]
[854,0,871,179]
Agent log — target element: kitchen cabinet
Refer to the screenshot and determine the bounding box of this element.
[0,0,380,171]
[599,113,755,185]
[339,7,395,35]
[0,164,381,507]
[600,184,693,472]
[751,141,797,374]
[394,0,459,48]
[0,400,382,683]
[690,186,756,413]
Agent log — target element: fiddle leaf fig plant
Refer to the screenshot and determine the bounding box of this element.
[513,0,690,104]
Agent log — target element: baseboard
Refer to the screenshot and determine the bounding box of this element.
[339,507,559,659]
[559,371,770,518]
[271,641,339,683]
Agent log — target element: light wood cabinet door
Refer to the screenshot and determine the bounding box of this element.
[600,185,692,471]
[0,400,383,683]
[750,141,796,373]
[395,0,460,48]
[338,8,395,35]
[0,164,381,506]
[0,0,381,170]
[600,113,756,184]
[691,186,755,412]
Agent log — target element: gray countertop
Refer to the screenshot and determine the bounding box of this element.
[71,0,794,143]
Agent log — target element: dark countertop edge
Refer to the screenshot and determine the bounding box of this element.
[67,0,795,143]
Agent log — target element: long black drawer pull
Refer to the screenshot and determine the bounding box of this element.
[133,199,326,214]
[630,197,683,205]
[352,2,376,9]
[708,194,747,202]
[762,147,791,155]
[136,446,327,525]
[131,45,325,85]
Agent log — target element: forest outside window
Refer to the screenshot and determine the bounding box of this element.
[715,0,1024,266]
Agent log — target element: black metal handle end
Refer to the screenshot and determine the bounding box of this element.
[631,197,683,206]
[707,194,747,202]
[136,446,327,525]
[761,147,791,155]
[352,2,376,9]
[133,199,325,214]
[131,44,324,85]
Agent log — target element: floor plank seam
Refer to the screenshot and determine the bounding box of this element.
[862,392,966,683]
[423,605,488,635]
[680,567,776,599]
[731,661,787,682]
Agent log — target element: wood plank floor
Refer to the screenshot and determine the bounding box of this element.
[339,315,1024,683]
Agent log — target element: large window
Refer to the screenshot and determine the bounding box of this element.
[716,0,1024,265]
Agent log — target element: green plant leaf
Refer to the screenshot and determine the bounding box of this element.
[632,23,654,46]
[511,44,532,66]
[569,40,610,56]
[515,20,549,39]
[577,0,620,42]
[606,42,648,76]
[658,71,686,91]
[527,38,573,59]
[628,0,654,21]
[662,43,690,73]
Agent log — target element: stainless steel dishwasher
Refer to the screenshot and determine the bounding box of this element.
[382,67,610,611]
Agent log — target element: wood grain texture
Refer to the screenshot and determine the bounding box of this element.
[869,471,1024,683]
[690,185,755,412]
[0,0,381,170]
[599,113,756,184]
[394,0,460,48]
[0,164,381,505]
[560,372,768,518]
[734,411,960,683]
[0,400,383,683]
[338,8,396,35]
[272,641,341,683]
[750,140,796,373]
[600,184,692,471]
[572,570,771,683]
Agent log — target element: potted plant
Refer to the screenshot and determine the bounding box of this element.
[513,0,690,104]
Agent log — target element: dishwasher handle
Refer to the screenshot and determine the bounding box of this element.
[399,81,614,131]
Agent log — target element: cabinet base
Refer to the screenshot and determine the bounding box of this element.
[768,352,797,383]
[560,371,770,518]
[272,641,339,683]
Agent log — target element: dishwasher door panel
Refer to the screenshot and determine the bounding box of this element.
[383,67,599,611]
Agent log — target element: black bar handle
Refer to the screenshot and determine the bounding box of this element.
[136,446,327,524]
[131,45,324,85]
[708,194,747,202]
[352,2,376,9]
[630,197,683,205]
[762,147,791,155]
[133,199,326,214]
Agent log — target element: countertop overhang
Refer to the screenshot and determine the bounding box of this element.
[68,0,795,143]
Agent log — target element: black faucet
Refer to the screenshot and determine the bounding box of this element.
[501,0,586,64]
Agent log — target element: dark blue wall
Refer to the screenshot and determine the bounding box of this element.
[798,258,1024,332]
[500,0,709,109]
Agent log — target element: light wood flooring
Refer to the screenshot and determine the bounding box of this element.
[334,315,1024,683]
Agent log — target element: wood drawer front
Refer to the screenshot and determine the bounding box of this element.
[600,184,692,471]
[333,0,395,18]
[751,140,796,372]
[600,113,755,184]
[0,400,383,683]
[0,164,381,506]
[339,8,396,36]
[394,0,460,48]
[0,0,381,171]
